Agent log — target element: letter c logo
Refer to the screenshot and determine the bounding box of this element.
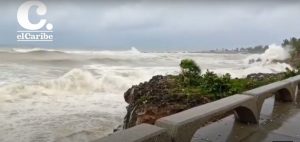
[17,1,52,30]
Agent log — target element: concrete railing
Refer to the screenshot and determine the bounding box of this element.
[95,75,300,142]
[93,124,171,142]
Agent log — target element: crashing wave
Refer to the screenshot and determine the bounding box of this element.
[245,44,290,65]
[128,46,141,54]
[231,44,293,77]
[0,67,160,100]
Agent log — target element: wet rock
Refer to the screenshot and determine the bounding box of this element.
[123,75,211,129]
[246,73,284,81]
[248,59,255,64]
[113,125,123,132]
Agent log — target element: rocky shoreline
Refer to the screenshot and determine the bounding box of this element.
[119,72,285,129]
[123,75,211,129]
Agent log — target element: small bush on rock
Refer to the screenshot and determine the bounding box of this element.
[179,59,201,87]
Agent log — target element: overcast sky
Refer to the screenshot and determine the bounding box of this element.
[1,0,300,51]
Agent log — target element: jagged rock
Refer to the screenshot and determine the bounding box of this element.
[113,125,123,132]
[246,73,284,81]
[123,75,210,129]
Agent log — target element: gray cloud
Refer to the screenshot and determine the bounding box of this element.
[1,1,300,51]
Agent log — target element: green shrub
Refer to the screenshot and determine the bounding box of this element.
[200,71,232,99]
[282,37,300,59]
[179,59,201,86]
[284,67,299,78]
[176,58,299,100]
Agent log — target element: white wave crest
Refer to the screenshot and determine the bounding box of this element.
[0,66,176,102]
[12,48,60,53]
[40,69,100,93]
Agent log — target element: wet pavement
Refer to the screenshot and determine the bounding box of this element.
[192,96,300,142]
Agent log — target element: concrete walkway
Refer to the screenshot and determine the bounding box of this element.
[192,97,300,142]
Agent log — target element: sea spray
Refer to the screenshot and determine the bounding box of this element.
[212,44,292,77]
[263,44,291,61]
[231,44,293,77]
[245,44,291,65]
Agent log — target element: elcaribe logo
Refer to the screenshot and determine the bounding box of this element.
[17,0,53,42]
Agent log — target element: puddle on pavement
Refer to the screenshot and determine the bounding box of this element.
[191,96,300,142]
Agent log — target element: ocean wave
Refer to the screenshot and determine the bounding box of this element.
[0,47,149,66]
[0,66,175,102]
[11,47,142,55]
[0,44,294,100]
[12,48,62,53]
[0,69,115,98]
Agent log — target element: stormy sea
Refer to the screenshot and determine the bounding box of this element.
[0,45,292,142]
